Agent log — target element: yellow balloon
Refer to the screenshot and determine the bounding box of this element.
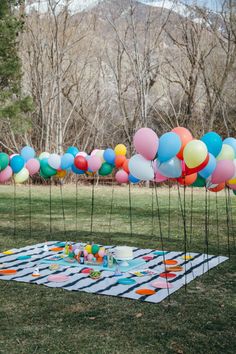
[114,144,127,156]
[14,168,29,183]
[183,140,208,168]
[85,244,92,254]
[217,145,234,161]
[56,170,66,179]
[228,178,236,184]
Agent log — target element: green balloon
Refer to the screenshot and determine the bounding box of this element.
[91,244,100,255]
[39,170,50,179]
[40,158,57,177]
[0,152,9,171]
[99,162,113,176]
[192,175,206,187]
[233,190,236,196]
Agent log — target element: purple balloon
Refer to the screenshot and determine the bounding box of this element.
[211,160,235,184]
[133,128,159,160]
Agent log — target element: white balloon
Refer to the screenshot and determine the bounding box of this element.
[128,154,154,181]
[48,153,61,169]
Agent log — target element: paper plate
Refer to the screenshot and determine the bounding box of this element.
[50,247,64,252]
[81,268,93,274]
[182,255,193,260]
[2,250,14,255]
[17,255,31,260]
[163,259,178,265]
[153,251,167,255]
[142,255,154,261]
[47,274,69,282]
[166,266,183,272]
[0,269,17,275]
[117,278,136,285]
[151,281,173,289]
[160,272,176,279]
[135,289,156,296]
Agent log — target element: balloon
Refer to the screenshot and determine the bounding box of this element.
[158,132,181,163]
[208,183,225,193]
[48,153,61,170]
[87,156,102,172]
[61,153,74,170]
[133,128,158,160]
[129,154,154,181]
[233,190,236,195]
[26,158,40,176]
[122,159,130,174]
[211,160,235,184]
[155,170,168,182]
[223,137,236,155]
[172,127,193,160]
[177,173,197,186]
[39,152,50,160]
[183,155,209,175]
[104,148,115,165]
[91,244,99,255]
[114,144,126,156]
[228,183,236,191]
[10,155,25,173]
[76,151,87,158]
[0,152,9,171]
[183,140,208,168]
[115,170,128,184]
[20,146,35,162]
[98,248,105,258]
[115,155,126,168]
[217,144,234,161]
[98,162,113,176]
[157,157,182,178]
[95,150,105,162]
[66,146,79,157]
[14,167,29,183]
[91,149,99,156]
[128,174,140,183]
[199,153,216,179]
[192,175,206,187]
[56,169,66,179]
[85,244,92,253]
[0,166,12,183]
[201,132,222,157]
[74,156,88,171]
[71,164,84,174]
[40,159,57,177]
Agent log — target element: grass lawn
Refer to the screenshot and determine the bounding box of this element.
[0,184,235,354]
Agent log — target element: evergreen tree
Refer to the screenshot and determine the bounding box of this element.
[0,0,32,131]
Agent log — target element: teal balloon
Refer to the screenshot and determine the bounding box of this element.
[40,158,57,177]
[99,162,113,176]
[10,155,25,173]
[0,152,9,171]
[158,132,181,163]
[201,132,222,157]
[233,190,236,196]
[192,175,206,187]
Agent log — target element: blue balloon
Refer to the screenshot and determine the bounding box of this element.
[66,146,79,157]
[223,137,236,156]
[128,174,140,184]
[157,157,182,178]
[61,153,74,170]
[20,146,35,162]
[10,155,25,173]
[71,164,84,175]
[201,132,222,157]
[158,132,181,163]
[199,153,216,179]
[104,148,115,165]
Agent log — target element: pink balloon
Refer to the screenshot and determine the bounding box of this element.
[98,249,105,258]
[155,170,168,182]
[211,160,235,184]
[91,149,99,157]
[0,166,13,183]
[87,254,93,261]
[83,250,88,257]
[76,151,87,157]
[26,158,40,176]
[133,128,159,160]
[87,155,102,172]
[228,183,236,190]
[115,170,129,184]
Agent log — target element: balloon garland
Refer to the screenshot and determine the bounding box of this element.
[0,127,235,195]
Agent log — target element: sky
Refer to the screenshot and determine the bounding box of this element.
[183,0,224,11]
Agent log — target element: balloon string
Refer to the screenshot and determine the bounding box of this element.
[151,185,154,238]
[168,180,171,240]
[227,188,235,250]
[49,179,52,239]
[177,187,180,240]
[108,180,114,244]
[13,181,16,237]
[128,183,133,238]
[190,186,193,245]
[75,176,78,239]
[204,187,209,272]
[29,178,32,239]
[90,177,95,236]
[216,192,220,262]
[154,184,170,300]
[60,182,66,239]
[224,188,231,258]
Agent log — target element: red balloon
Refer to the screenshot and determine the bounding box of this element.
[74,156,88,171]
[182,155,209,176]
[122,159,130,174]
[177,173,197,186]
[208,183,225,193]
[115,155,126,168]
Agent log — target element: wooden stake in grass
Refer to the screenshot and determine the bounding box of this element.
[128,183,133,238]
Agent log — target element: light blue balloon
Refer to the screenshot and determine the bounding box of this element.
[71,164,84,175]
[158,132,181,163]
[61,153,74,170]
[157,156,182,178]
[128,174,140,184]
[66,146,79,157]
[199,153,216,179]
[10,155,25,173]
[104,148,115,165]
[20,146,35,162]
[223,137,236,156]
[201,132,222,157]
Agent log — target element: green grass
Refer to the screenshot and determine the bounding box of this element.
[0,184,235,354]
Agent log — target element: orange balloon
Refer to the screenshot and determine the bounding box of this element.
[97,257,103,263]
[172,127,193,160]
[177,173,197,186]
[115,155,126,168]
[209,183,225,192]
[122,159,130,173]
[56,169,67,178]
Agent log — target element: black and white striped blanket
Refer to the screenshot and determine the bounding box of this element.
[0,242,228,303]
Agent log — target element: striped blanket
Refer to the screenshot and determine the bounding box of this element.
[0,242,228,303]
